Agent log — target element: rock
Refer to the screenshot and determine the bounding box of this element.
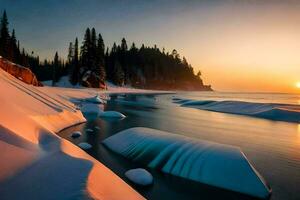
[125,168,153,186]
[0,57,42,86]
[78,142,92,150]
[71,131,82,138]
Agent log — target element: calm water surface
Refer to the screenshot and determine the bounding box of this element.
[59,92,300,200]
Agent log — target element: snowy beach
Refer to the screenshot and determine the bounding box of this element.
[0,68,150,200]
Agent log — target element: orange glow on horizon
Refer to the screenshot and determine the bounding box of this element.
[164,2,300,93]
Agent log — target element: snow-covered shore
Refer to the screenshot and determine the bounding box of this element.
[0,68,149,199]
[42,75,170,94]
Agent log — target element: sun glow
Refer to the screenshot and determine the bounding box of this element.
[296,82,300,89]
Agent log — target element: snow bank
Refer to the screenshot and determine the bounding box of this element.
[103,127,271,199]
[179,99,300,123]
[99,111,126,118]
[0,68,144,200]
[43,75,168,94]
[125,168,153,186]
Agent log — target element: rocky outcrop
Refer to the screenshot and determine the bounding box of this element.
[0,56,42,86]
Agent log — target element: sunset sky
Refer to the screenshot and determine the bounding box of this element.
[1,0,300,93]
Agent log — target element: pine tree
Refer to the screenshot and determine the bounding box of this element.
[111,42,117,54]
[91,28,97,70]
[96,33,106,82]
[67,42,74,63]
[113,60,124,86]
[70,37,79,85]
[121,38,128,52]
[8,29,18,62]
[0,10,10,58]
[120,38,129,83]
[52,52,59,86]
[81,28,91,73]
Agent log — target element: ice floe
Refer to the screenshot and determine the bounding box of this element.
[178,99,300,123]
[98,111,126,118]
[85,95,106,104]
[80,103,102,120]
[103,127,271,199]
[125,168,153,186]
[78,142,92,150]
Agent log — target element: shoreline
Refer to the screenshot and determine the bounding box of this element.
[58,94,269,200]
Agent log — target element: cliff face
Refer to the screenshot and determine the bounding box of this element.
[0,56,42,86]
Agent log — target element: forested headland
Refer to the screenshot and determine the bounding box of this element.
[0,11,212,91]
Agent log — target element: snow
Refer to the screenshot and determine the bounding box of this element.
[0,68,145,200]
[43,75,82,88]
[43,75,169,94]
[125,168,153,186]
[78,142,92,150]
[103,127,271,199]
[71,131,82,138]
[80,103,103,121]
[179,99,300,123]
[85,95,106,104]
[98,111,126,118]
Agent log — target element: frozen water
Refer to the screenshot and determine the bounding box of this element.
[103,127,271,199]
[179,99,300,123]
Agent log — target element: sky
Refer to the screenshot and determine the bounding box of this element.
[1,0,300,93]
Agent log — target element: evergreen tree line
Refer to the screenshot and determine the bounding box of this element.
[0,10,211,90]
[0,11,67,83]
[68,27,210,90]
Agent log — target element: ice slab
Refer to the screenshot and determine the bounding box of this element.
[125,168,153,186]
[78,142,92,150]
[80,103,102,121]
[180,99,300,123]
[103,127,271,199]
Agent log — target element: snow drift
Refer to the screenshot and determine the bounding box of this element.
[178,99,300,123]
[103,127,271,199]
[0,68,144,200]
